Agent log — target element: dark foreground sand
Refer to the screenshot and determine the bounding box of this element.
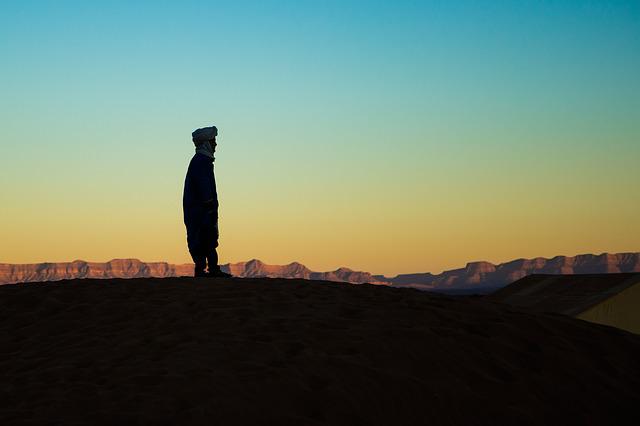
[1,277,639,426]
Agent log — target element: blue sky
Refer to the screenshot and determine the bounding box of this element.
[1,1,639,274]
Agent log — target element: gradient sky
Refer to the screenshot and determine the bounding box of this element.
[1,0,639,276]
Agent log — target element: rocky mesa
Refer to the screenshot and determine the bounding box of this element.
[0,258,386,286]
[380,252,640,292]
[1,252,638,291]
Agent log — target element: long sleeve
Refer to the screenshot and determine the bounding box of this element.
[195,161,218,213]
[183,154,218,228]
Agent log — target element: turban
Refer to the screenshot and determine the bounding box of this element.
[192,126,218,144]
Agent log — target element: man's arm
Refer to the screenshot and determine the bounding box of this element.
[195,160,218,215]
[203,198,217,215]
[196,161,219,243]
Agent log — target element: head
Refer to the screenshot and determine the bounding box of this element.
[192,126,218,145]
[192,126,218,159]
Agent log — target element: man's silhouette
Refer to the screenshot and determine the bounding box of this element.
[183,125,232,278]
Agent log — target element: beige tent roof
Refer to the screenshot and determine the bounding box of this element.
[489,273,640,334]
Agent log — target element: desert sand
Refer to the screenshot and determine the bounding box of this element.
[1,277,639,425]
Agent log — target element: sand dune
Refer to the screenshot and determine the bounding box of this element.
[490,273,640,334]
[0,277,639,425]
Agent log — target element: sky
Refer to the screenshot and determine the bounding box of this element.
[1,0,639,276]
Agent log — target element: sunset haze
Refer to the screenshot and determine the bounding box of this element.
[1,1,639,276]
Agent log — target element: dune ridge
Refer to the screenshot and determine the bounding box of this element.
[0,277,638,425]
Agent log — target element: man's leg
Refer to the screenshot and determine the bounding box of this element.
[187,230,208,277]
[206,221,220,273]
[191,253,207,276]
[205,228,232,277]
[206,249,231,277]
[206,247,219,273]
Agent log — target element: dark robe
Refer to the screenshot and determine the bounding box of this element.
[183,153,218,265]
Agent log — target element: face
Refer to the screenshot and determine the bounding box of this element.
[210,135,217,151]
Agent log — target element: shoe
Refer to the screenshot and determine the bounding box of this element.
[208,270,233,278]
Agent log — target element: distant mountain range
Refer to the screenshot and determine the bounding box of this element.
[1,253,639,293]
[382,252,640,293]
[0,258,385,287]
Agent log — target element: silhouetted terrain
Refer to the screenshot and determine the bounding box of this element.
[490,273,640,334]
[0,258,384,286]
[379,252,640,293]
[0,277,638,425]
[1,253,638,293]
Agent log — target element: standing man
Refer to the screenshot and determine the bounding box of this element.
[183,125,233,278]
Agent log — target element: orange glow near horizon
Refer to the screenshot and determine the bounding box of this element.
[1,2,639,276]
[2,159,638,277]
